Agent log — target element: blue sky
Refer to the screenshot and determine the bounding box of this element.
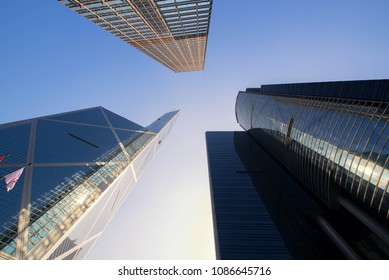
[1,0,389,259]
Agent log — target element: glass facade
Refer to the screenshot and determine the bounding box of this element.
[207,80,389,259]
[58,0,213,72]
[206,132,352,259]
[206,132,292,260]
[0,107,178,259]
[236,80,389,222]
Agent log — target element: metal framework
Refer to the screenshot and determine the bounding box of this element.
[236,80,389,221]
[59,0,213,72]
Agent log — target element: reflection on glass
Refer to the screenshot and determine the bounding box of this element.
[236,92,389,219]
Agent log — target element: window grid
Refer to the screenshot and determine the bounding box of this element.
[25,129,155,253]
[59,0,212,72]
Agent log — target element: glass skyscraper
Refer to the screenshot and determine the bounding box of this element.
[207,131,347,259]
[0,107,178,260]
[207,79,389,259]
[58,0,213,72]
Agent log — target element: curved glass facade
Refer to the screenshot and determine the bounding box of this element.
[236,81,389,222]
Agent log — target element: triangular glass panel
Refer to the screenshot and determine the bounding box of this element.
[102,108,144,130]
[34,120,123,163]
[45,107,109,127]
[115,129,141,146]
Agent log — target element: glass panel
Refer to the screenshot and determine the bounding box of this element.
[102,108,144,130]
[34,120,121,163]
[0,123,31,164]
[46,107,108,127]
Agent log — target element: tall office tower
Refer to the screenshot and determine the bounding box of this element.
[58,0,213,72]
[0,107,178,260]
[207,79,389,259]
[207,131,346,259]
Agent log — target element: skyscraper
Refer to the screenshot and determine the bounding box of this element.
[0,107,178,260]
[207,79,389,259]
[207,131,347,259]
[58,0,213,72]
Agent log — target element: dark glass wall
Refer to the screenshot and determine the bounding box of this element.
[206,132,293,259]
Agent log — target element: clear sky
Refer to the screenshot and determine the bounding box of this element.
[1,0,389,259]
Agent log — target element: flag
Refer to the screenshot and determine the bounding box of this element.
[4,167,25,192]
[0,154,8,163]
